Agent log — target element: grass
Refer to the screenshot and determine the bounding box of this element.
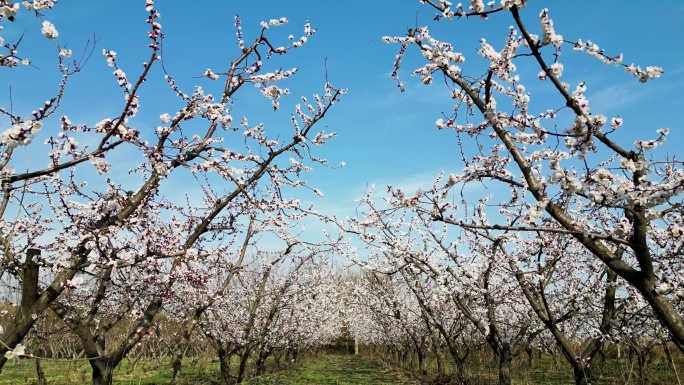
[245,353,419,385]
[362,349,683,385]
[1,351,680,385]
[0,356,220,385]
[510,354,681,385]
[0,353,416,385]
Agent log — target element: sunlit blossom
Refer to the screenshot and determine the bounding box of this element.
[41,20,58,39]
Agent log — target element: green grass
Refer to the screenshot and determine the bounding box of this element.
[0,354,416,385]
[362,350,683,385]
[246,354,418,385]
[0,356,220,385]
[1,352,680,385]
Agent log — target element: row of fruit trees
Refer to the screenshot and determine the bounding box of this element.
[1,1,682,385]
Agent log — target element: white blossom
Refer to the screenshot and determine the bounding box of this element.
[41,20,58,40]
[4,344,25,359]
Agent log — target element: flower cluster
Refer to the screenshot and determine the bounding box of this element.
[259,85,289,110]
[113,68,131,89]
[250,67,298,84]
[470,0,485,13]
[4,344,26,359]
[41,20,58,39]
[89,155,111,174]
[626,64,663,83]
[203,68,220,80]
[0,120,42,148]
[103,49,117,67]
[539,9,562,47]
[94,118,140,141]
[1,1,56,67]
[571,39,663,83]
[260,17,288,29]
[0,2,18,20]
[501,0,527,9]
[22,0,56,10]
[124,94,139,117]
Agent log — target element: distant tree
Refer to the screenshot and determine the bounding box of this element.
[196,244,342,384]
[345,271,435,374]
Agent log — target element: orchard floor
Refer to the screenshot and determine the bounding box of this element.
[0,354,417,385]
[245,353,419,385]
[1,353,680,384]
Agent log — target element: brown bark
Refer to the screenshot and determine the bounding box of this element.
[217,344,233,385]
[498,342,512,385]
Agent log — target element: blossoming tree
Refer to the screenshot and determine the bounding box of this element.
[0,1,344,383]
[381,0,683,358]
[195,245,342,384]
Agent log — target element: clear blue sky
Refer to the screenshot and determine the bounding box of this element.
[2,1,683,232]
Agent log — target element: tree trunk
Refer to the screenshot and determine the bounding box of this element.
[572,361,591,385]
[66,297,162,385]
[90,358,115,385]
[35,358,47,385]
[171,310,206,383]
[418,350,426,375]
[0,249,44,372]
[170,322,193,383]
[430,331,445,378]
[255,347,270,376]
[636,351,648,384]
[596,348,606,365]
[498,343,513,385]
[236,349,250,383]
[171,353,182,383]
[662,342,681,384]
[444,339,467,382]
[217,346,232,385]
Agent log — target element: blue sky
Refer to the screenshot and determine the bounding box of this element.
[2,1,683,242]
